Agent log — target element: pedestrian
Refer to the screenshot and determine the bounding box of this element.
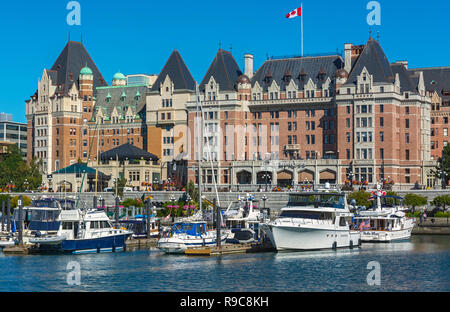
[419,211,423,223]
[424,212,427,222]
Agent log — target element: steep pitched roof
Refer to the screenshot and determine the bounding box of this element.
[100,143,159,161]
[199,49,243,92]
[390,63,417,93]
[94,85,148,120]
[49,41,107,95]
[347,38,394,84]
[150,50,196,92]
[251,55,343,91]
[408,67,450,96]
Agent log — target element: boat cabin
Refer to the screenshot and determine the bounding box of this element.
[171,222,207,237]
[287,193,346,209]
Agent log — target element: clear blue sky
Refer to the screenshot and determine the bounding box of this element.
[1,0,449,123]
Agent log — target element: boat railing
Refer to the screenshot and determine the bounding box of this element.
[278,218,333,226]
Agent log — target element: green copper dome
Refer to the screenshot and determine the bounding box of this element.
[80,66,93,75]
[113,72,126,80]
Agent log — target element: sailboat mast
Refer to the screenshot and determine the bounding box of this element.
[95,120,100,196]
[195,83,203,213]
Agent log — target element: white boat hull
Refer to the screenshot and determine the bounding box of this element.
[157,233,228,254]
[360,222,414,242]
[270,225,360,251]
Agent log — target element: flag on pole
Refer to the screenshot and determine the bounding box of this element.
[286,6,302,18]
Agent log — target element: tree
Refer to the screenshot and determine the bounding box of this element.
[0,144,42,192]
[432,145,450,188]
[404,194,428,212]
[10,195,31,208]
[348,190,373,209]
[431,195,450,212]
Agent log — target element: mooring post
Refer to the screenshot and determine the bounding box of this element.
[115,197,120,228]
[1,200,5,232]
[7,197,11,232]
[93,196,97,210]
[146,200,151,239]
[214,198,221,249]
[18,195,23,247]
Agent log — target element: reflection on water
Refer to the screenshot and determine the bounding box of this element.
[0,235,449,292]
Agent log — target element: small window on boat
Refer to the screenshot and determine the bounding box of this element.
[102,221,111,229]
[339,217,347,227]
[90,221,99,229]
[62,222,73,230]
[183,224,193,231]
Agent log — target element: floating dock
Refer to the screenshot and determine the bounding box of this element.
[125,238,158,250]
[184,242,275,256]
[2,245,32,255]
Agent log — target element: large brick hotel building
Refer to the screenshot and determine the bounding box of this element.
[26,37,450,190]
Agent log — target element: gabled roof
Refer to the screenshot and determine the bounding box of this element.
[251,55,343,91]
[49,41,107,95]
[100,143,159,161]
[150,50,195,92]
[390,63,417,93]
[408,67,450,97]
[199,49,243,92]
[347,37,394,84]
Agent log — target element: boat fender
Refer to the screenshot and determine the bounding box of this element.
[358,239,361,246]
[97,246,101,253]
[349,240,353,249]
[332,241,337,250]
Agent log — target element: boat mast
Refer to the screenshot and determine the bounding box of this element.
[195,83,203,214]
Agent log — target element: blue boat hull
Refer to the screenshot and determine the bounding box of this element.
[62,234,131,254]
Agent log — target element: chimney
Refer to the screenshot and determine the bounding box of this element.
[344,43,352,73]
[244,54,254,79]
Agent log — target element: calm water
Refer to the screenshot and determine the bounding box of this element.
[0,235,449,292]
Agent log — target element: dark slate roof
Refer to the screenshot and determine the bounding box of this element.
[150,50,196,92]
[408,67,450,97]
[390,63,417,93]
[251,55,343,91]
[199,49,243,92]
[49,41,108,95]
[100,143,159,161]
[347,38,394,85]
[94,85,149,120]
[53,163,106,176]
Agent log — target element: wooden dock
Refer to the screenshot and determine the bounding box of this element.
[2,245,32,255]
[125,238,158,250]
[185,242,275,256]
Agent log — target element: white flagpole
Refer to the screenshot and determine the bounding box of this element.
[301,3,303,57]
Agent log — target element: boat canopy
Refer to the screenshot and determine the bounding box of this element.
[171,222,206,236]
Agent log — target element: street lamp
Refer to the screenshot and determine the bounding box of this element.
[24,179,29,192]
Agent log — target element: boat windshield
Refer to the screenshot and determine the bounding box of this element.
[287,193,345,209]
[279,210,333,220]
[172,223,205,236]
[30,200,60,208]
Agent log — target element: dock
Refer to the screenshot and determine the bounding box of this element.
[2,245,32,255]
[125,238,158,250]
[184,242,275,256]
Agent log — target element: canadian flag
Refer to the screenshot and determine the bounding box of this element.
[286,7,302,19]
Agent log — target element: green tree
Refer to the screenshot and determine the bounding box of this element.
[10,195,31,208]
[348,190,373,209]
[404,193,428,212]
[0,145,42,192]
[431,195,450,212]
[432,145,450,188]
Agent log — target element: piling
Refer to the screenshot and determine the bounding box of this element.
[115,197,120,227]
[18,195,23,247]
[1,200,4,232]
[214,198,221,249]
[7,197,11,232]
[93,196,97,210]
[146,200,151,239]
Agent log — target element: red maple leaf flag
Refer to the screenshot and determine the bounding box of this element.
[286,6,302,18]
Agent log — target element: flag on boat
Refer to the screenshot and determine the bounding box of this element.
[286,6,302,18]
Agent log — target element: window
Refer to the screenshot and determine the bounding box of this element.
[445,128,448,137]
[346,133,351,143]
[380,148,384,159]
[405,133,410,144]
[346,118,350,128]
[405,107,410,114]
[406,149,410,160]
[380,132,384,142]
[346,106,351,114]
[380,117,384,127]
[405,119,410,128]
[346,149,350,160]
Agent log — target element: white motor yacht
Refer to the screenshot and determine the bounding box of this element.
[353,187,415,242]
[263,189,360,251]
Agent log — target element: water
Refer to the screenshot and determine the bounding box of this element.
[0,235,449,292]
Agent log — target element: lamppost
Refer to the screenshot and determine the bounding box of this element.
[24,179,29,192]
[262,173,271,192]
[440,170,448,190]
[186,194,192,216]
[261,194,267,217]
[170,194,176,223]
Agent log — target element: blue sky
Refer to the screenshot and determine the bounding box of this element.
[1,0,449,123]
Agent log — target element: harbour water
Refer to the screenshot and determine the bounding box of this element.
[0,235,448,292]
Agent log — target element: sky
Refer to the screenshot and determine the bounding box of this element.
[0,0,449,123]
